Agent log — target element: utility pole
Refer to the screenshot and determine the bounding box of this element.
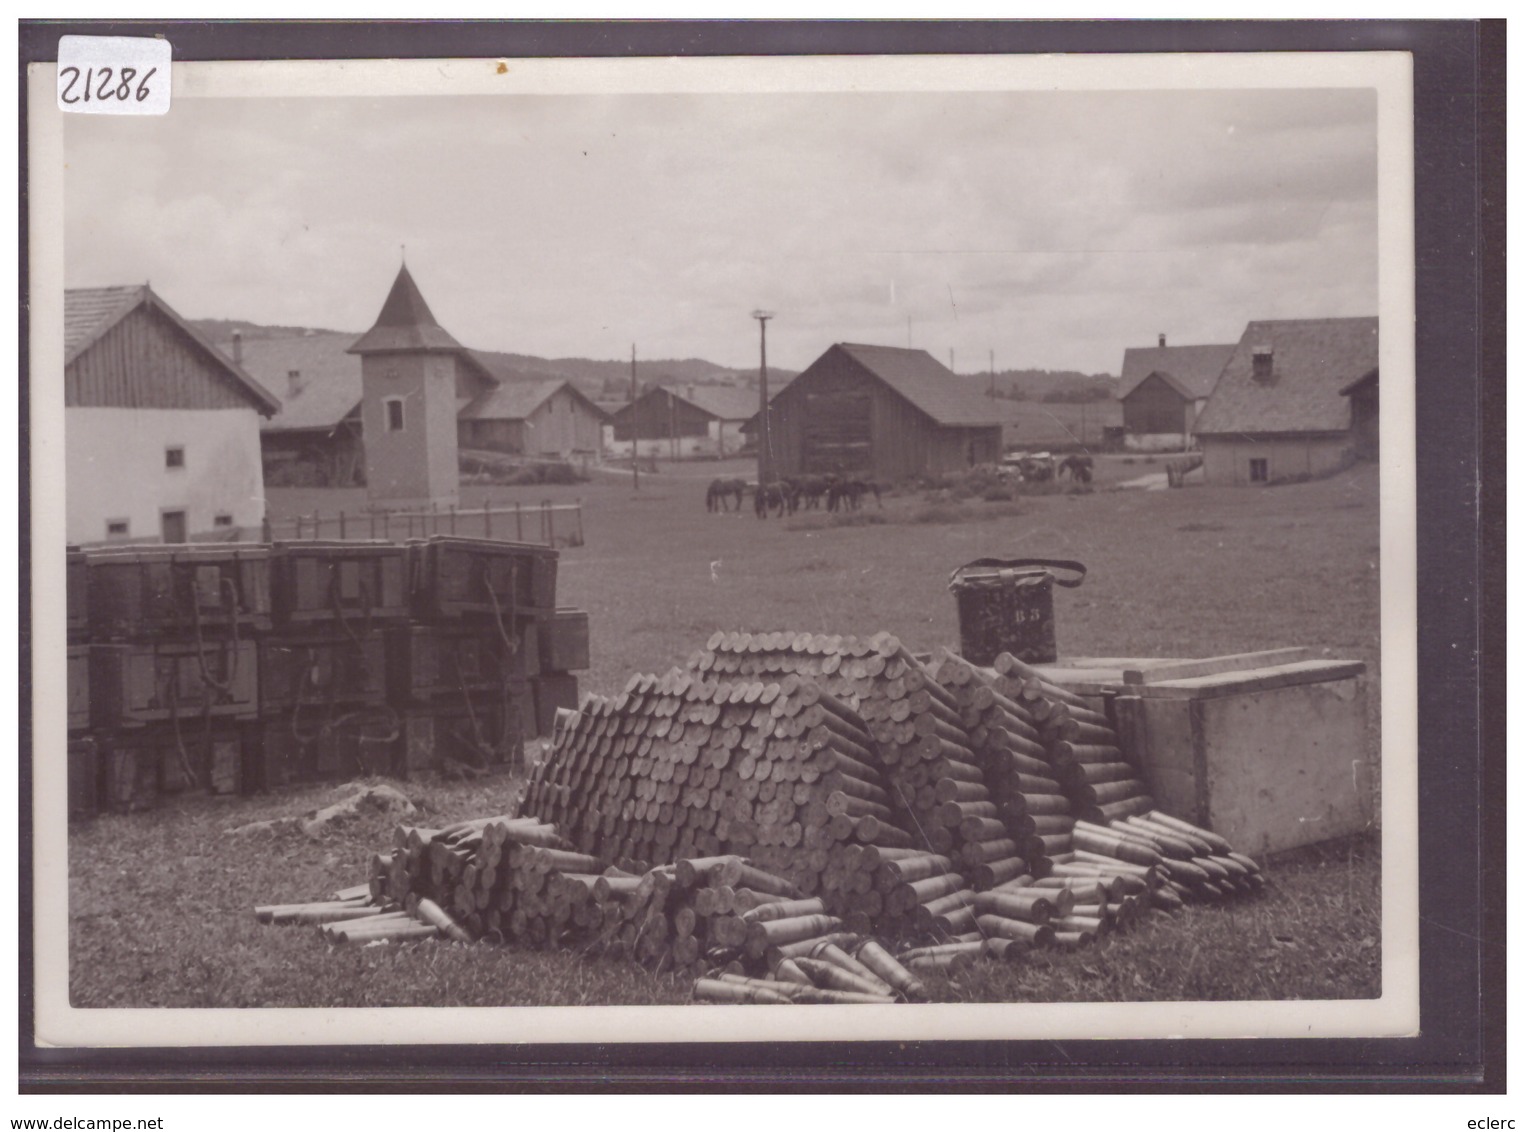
[950,347,955,373]
[989,349,995,398]
[752,310,775,484]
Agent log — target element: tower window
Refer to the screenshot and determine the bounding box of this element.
[1249,458,1269,483]
[385,397,405,432]
[214,513,234,527]
[165,445,185,469]
[106,519,129,538]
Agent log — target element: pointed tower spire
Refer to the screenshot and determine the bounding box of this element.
[348,263,464,355]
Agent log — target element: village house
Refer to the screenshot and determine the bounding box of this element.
[458,379,607,459]
[65,284,281,545]
[757,343,1003,482]
[607,384,758,459]
[1115,335,1236,451]
[1192,317,1379,485]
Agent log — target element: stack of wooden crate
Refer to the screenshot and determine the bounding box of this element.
[64,534,589,815]
[255,541,410,787]
[79,544,270,811]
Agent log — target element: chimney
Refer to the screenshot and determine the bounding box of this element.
[232,330,243,365]
[1252,346,1274,382]
[1158,333,1166,348]
[287,369,304,398]
[686,384,696,401]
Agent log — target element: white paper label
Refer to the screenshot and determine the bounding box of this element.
[57,35,171,115]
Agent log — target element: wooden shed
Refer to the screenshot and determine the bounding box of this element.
[760,343,1002,482]
[1341,368,1379,461]
[1116,338,1235,450]
[609,384,754,459]
[65,284,280,545]
[458,379,607,458]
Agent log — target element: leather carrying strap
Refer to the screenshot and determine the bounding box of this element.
[950,558,1087,589]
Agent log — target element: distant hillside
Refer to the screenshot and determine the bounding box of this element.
[188,317,788,399]
[192,317,355,342]
[980,368,1119,402]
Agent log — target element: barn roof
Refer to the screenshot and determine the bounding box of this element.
[833,343,1002,427]
[348,264,468,355]
[225,332,364,433]
[65,284,282,416]
[668,385,759,422]
[1193,317,1379,436]
[1117,342,1236,401]
[459,378,609,423]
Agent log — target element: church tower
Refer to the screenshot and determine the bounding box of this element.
[348,264,469,509]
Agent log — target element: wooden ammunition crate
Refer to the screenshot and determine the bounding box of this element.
[408,536,558,621]
[387,622,538,703]
[158,725,249,797]
[91,638,260,728]
[532,673,580,739]
[69,734,100,820]
[253,710,400,788]
[1039,650,1372,855]
[259,632,389,714]
[85,545,272,640]
[270,540,410,627]
[67,546,88,641]
[67,645,91,733]
[400,687,529,774]
[539,608,590,673]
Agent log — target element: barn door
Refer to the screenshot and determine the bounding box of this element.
[801,391,871,474]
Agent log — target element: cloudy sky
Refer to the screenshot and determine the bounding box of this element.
[63,84,1378,375]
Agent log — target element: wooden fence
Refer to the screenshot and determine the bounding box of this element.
[263,500,584,547]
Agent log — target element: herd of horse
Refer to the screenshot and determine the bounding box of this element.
[705,473,883,518]
[705,454,1095,519]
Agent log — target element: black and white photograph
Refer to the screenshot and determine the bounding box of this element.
[26,38,1437,1060]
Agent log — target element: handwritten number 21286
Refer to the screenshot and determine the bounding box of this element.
[59,66,157,104]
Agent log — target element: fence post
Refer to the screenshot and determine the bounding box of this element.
[516,502,523,541]
[450,503,457,535]
[542,501,551,545]
[383,511,390,541]
[575,498,584,546]
[484,499,492,539]
[262,515,273,543]
[339,509,347,539]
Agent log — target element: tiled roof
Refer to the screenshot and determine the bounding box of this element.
[459,379,609,422]
[1193,317,1379,436]
[348,264,467,355]
[669,385,759,422]
[64,285,143,361]
[65,284,281,416]
[835,343,1003,427]
[219,332,363,433]
[1117,343,1236,401]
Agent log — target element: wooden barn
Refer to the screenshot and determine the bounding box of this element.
[1116,336,1236,450]
[608,384,757,459]
[1193,317,1379,485]
[1341,368,1380,461]
[228,331,366,487]
[458,379,607,458]
[760,343,1002,482]
[65,284,281,545]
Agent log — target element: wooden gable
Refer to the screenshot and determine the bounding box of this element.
[67,301,265,412]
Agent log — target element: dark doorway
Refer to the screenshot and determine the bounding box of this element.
[161,509,188,543]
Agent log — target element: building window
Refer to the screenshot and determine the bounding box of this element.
[214,513,234,528]
[106,519,129,538]
[165,446,185,469]
[1249,457,1269,483]
[385,397,405,432]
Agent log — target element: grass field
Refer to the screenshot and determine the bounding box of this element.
[70,460,1383,1007]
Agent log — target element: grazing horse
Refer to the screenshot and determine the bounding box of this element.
[706,477,747,512]
[1058,455,1094,484]
[753,481,787,519]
